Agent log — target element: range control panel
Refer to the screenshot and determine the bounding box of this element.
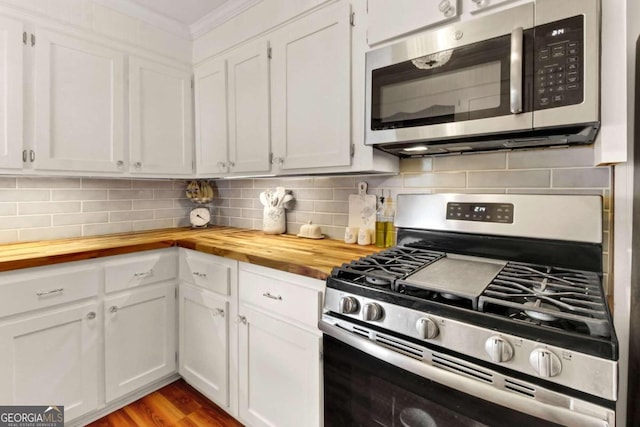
[446,202,514,223]
[534,15,584,110]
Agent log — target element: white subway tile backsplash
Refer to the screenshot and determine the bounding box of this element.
[295,189,333,200]
[19,202,80,215]
[52,189,106,201]
[18,177,80,188]
[110,210,154,222]
[19,226,82,241]
[0,230,19,243]
[82,178,132,188]
[0,203,17,216]
[132,180,174,189]
[153,189,185,199]
[242,208,262,219]
[230,199,253,208]
[508,147,595,169]
[315,201,348,214]
[154,208,189,219]
[468,170,550,188]
[399,158,433,173]
[53,212,109,226]
[83,200,133,212]
[551,167,610,188]
[0,189,50,202]
[133,199,174,210]
[0,215,51,230]
[0,178,17,188]
[132,219,174,231]
[314,177,356,188]
[434,152,506,171]
[404,172,466,188]
[109,189,154,200]
[83,222,133,236]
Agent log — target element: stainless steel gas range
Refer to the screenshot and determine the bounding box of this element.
[319,194,617,427]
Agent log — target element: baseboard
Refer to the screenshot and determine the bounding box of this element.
[67,373,181,427]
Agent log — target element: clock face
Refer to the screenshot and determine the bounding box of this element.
[190,207,211,227]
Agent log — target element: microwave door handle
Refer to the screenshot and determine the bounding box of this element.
[510,26,524,114]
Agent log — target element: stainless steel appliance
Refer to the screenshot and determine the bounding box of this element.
[320,194,617,426]
[365,0,600,156]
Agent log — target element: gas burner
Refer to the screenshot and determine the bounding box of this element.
[441,293,462,300]
[479,261,611,338]
[524,300,560,322]
[331,246,444,289]
[366,276,392,286]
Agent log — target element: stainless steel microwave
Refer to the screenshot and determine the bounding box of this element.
[365,0,600,156]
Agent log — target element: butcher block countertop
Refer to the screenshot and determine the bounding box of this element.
[0,226,380,280]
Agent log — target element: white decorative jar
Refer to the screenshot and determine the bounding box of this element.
[263,206,286,234]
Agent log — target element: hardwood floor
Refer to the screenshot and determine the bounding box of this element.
[88,380,243,427]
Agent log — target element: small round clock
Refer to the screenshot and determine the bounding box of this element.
[189,207,211,228]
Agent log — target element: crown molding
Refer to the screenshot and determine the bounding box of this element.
[190,0,263,39]
[90,0,192,39]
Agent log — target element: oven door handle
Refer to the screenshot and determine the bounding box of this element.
[319,319,613,427]
[510,26,524,114]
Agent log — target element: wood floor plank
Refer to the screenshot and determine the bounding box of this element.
[88,380,243,427]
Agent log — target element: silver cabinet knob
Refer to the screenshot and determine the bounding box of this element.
[116,160,124,168]
[217,161,227,170]
[438,0,456,17]
[213,308,225,317]
[272,156,284,167]
[339,296,359,314]
[87,312,96,320]
[228,161,235,168]
[134,161,142,169]
[109,306,118,313]
[362,303,383,321]
[485,336,514,363]
[416,317,439,339]
[237,315,247,324]
[529,348,562,378]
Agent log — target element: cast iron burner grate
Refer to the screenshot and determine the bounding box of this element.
[478,262,610,337]
[331,246,444,288]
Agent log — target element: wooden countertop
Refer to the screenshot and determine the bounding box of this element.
[0,227,381,280]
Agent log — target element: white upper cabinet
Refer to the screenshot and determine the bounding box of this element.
[34,29,126,173]
[194,58,229,175]
[270,1,351,171]
[0,16,23,171]
[367,0,459,45]
[129,57,193,176]
[227,40,271,175]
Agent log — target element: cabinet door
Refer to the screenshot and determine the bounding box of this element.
[0,16,23,170]
[271,2,351,170]
[0,302,99,422]
[104,283,177,402]
[194,58,229,175]
[227,40,271,174]
[129,57,193,176]
[238,305,321,427]
[34,29,125,173]
[367,0,459,45]
[179,285,230,407]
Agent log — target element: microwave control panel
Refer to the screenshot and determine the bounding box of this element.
[533,15,584,110]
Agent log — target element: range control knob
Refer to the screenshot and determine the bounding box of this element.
[484,336,514,363]
[416,317,439,340]
[339,296,359,314]
[362,303,383,321]
[529,348,562,378]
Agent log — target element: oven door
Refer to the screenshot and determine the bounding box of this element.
[365,3,534,147]
[320,318,614,427]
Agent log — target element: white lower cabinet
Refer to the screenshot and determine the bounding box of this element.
[179,284,231,407]
[0,301,100,421]
[238,305,321,427]
[0,248,179,425]
[104,282,177,402]
[237,262,323,427]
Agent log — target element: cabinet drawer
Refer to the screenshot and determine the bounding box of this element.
[179,250,235,296]
[104,250,177,293]
[0,262,100,318]
[239,268,322,329]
